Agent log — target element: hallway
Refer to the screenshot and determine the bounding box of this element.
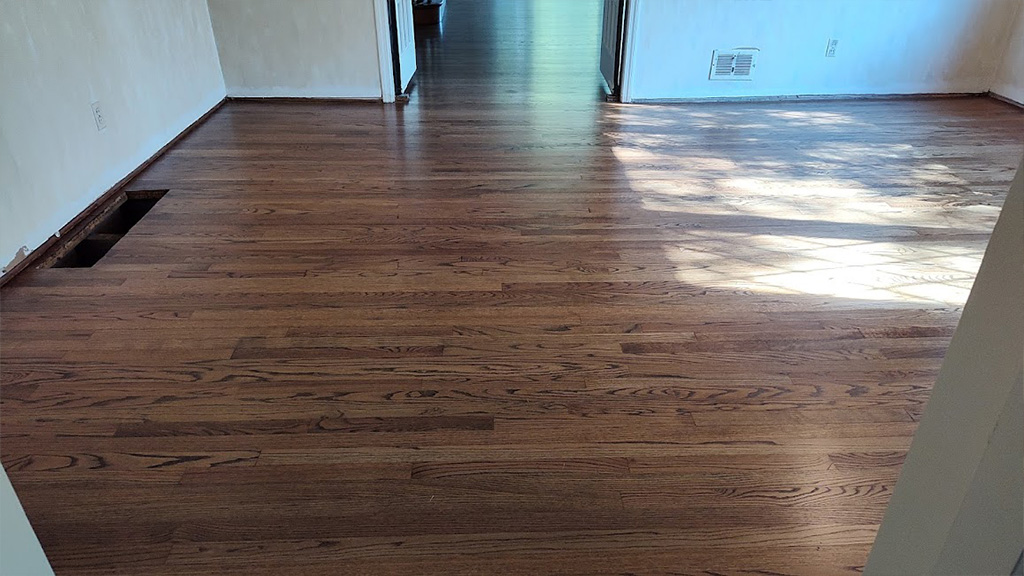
[412,0,604,103]
[2,0,1023,573]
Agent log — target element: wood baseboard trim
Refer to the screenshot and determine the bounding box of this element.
[226,96,385,104]
[628,92,988,105]
[0,97,226,287]
[988,91,1024,110]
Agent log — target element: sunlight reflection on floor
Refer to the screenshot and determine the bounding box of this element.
[610,108,1005,306]
[659,233,979,304]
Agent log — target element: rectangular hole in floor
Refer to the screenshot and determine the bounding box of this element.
[53,189,167,268]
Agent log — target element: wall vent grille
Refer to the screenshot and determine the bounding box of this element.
[710,50,757,80]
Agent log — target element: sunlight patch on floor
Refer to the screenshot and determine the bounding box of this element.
[611,136,996,306]
[661,232,980,305]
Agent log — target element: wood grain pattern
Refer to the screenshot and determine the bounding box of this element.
[2,0,1023,573]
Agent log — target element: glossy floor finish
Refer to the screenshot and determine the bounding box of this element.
[3,1,1024,574]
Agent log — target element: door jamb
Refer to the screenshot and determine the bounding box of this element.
[373,0,397,103]
[618,0,640,104]
[606,0,628,101]
[387,0,404,96]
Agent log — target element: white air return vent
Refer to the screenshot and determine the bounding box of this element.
[709,49,758,80]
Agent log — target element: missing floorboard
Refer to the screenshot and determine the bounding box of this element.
[50,190,166,268]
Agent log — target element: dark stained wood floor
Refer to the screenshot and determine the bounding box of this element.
[3,1,1024,574]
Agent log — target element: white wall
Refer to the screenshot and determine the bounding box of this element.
[207,0,383,99]
[993,1,1024,104]
[0,469,54,575]
[0,0,226,272]
[625,0,1022,101]
[866,159,1024,574]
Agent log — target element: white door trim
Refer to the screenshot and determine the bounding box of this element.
[373,0,396,103]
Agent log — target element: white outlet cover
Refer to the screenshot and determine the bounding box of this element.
[91,101,107,131]
[825,39,839,57]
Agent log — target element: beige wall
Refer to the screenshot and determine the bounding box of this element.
[0,0,226,272]
[866,160,1024,574]
[993,1,1024,104]
[207,0,383,98]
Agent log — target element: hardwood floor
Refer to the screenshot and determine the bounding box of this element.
[2,1,1023,573]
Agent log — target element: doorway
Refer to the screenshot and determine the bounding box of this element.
[599,0,628,101]
[398,0,612,104]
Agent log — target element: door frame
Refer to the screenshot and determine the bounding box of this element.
[618,0,640,103]
[374,0,415,103]
[603,0,627,101]
[372,0,397,103]
[387,0,404,97]
[377,0,639,104]
[603,0,639,103]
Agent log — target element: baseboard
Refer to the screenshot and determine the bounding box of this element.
[226,96,384,104]
[629,92,988,104]
[0,97,226,287]
[988,91,1024,110]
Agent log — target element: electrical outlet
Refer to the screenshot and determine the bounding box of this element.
[825,39,839,58]
[91,101,107,132]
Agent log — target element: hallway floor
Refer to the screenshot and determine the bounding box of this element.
[2,1,1023,574]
